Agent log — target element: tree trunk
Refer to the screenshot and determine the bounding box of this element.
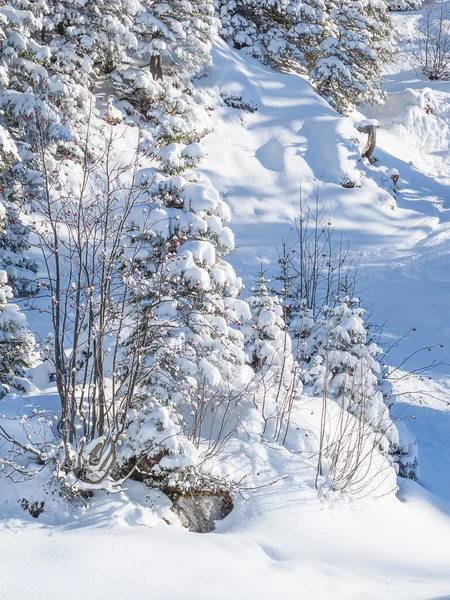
[150,55,163,81]
[357,123,378,163]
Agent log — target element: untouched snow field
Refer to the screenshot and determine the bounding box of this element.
[3,8,450,600]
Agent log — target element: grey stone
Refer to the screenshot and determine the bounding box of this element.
[171,492,233,533]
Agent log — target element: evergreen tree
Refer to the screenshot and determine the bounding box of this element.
[218,0,328,72]
[0,0,90,294]
[273,241,315,344]
[47,0,141,74]
[302,296,399,454]
[119,174,253,483]
[0,0,90,190]
[136,0,218,80]
[387,0,421,10]
[245,264,291,374]
[0,126,37,294]
[311,0,393,113]
[0,270,34,397]
[0,203,38,295]
[243,265,301,446]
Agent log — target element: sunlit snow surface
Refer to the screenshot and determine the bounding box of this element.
[3,10,450,598]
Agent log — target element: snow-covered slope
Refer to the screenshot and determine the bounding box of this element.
[3,12,450,599]
[200,39,450,376]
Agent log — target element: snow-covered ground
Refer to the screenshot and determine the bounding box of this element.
[2,475,450,600]
[3,7,450,599]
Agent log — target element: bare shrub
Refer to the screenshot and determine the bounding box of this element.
[414,1,450,80]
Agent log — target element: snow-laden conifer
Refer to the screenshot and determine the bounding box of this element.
[119,173,253,485]
[0,270,34,397]
[218,0,328,71]
[48,0,141,74]
[303,296,399,453]
[387,0,421,10]
[242,265,302,445]
[0,126,37,294]
[245,265,291,375]
[311,0,393,113]
[137,0,218,80]
[0,1,90,293]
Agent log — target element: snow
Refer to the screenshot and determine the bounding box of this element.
[3,7,450,599]
[198,38,450,377]
[182,240,216,266]
[198,357,222,386]
[2,430,450,599]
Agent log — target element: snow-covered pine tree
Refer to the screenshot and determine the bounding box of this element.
[119,174,253,487]
[218,0,328,72]
[112,70,209,179]
[0,203,38,296]
[245,264,291,374]
[302,296,399,454]
[0,126,37,295]
[47,0,141,75]
[243,264,302,446]
[1,0,92,149]
[49,0,217,89]
[0,270,34,397]
[0,3,48,293]
[148,83,209,170]
[0,0,90,292]
[272,241,316,346]
[387,0,421,10]
[136,0,218,80]
[311,0,393,114]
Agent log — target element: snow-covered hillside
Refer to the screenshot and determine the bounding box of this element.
[200,39,450,376]
[2,3,450,599]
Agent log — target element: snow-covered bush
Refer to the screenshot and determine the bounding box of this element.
[245,267,290,373]
[221,93,257,113]
[111,66,162,114]
[0,204,38,296]
[273,241,316,343]
[380,370,419,480]
[303,297,402,493]
[0,126,38,294]
[0,0,91,203]
[113,72,209,163]
[413,1,450,80]
[147,85,209,148]
[129,81,210,173]
[49,0,218,83]
[0,271,34,397]
[243,266,300,444]
[0,3,72,295]
[273,203,354,344]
